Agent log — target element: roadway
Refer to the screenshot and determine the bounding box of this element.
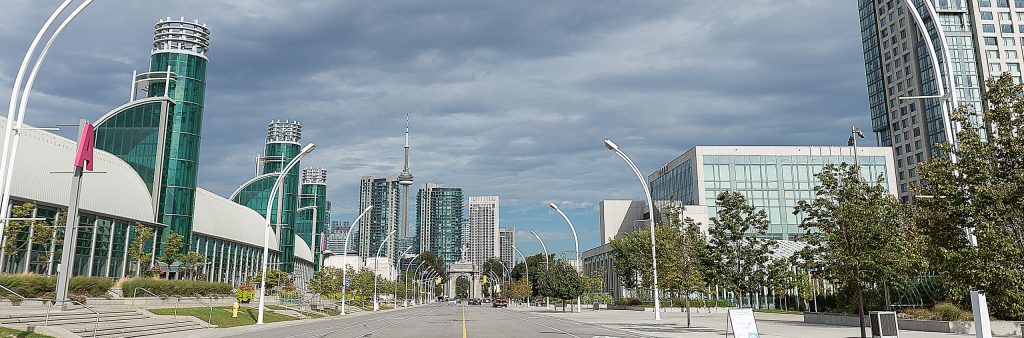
[219,302,644,338]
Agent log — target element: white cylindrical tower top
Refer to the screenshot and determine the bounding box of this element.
[302,167,328,185]
[153,17,211,58]
[267,120,302,144]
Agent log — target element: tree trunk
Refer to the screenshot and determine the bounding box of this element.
[685,292,691,328]
[857,283,866,338]
[883,282,891,311]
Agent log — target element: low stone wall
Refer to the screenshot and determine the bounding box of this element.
[804,312,1024,337]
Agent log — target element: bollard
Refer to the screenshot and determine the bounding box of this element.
[232,302,239,318]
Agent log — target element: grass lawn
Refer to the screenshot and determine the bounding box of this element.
[754,308,804,315]
[0,327,52,338]
[148,306,298,328]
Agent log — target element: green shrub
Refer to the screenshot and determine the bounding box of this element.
[901,303,972,321]
[615,298,643,306]
[69,276,113,297]
[933,302,972,321]
[0,274,112,298]
[121,278,231,297]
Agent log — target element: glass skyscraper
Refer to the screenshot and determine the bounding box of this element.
[358,176,401,259]
[856,0,1016,198]
[649,146,896,240]
[230,120,304,273]
[415,183,464,264]
[95,17,210,251]
[298,167,328,269]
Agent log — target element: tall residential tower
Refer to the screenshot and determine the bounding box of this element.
[357,176,401,259]
[856,0,1014,198]
[415,183,464,264]
[466,196,499,268]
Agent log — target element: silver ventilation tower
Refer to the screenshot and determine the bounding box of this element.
[398,115,414,239]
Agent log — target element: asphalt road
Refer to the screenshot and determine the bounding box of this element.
[222,303,645,338]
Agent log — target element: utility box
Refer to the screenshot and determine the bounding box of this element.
[870,311,899,338]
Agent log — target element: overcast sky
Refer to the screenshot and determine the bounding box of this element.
[0,0,870,257]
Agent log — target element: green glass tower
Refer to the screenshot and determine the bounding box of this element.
[231,120,302,273]
[299,168,328,269]
[94,17,210,250]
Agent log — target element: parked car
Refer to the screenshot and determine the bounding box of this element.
[482,298,491,303]
[468,298,481,305]
[492,298,508,308]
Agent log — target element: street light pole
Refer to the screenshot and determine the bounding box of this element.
[258,143,316,324]
[549,203,581,313]
[395,245,414,308]
[373,229,397,311]
[512,245,530,306]
[604,139,662,320]
[529,231,550,308]
[340,206,373,315]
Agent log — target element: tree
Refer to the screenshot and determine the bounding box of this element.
[512,253,552,298]
[0,203,51,271]
[249,269,292,292]
[177,252,206,280]
[509,277,533,301]
[538,260,583,312]
[916,74,1024,321]
[794,163,925,338]
[455,276,470,299]
[158,232,184,278]
[127,225,154,276]
[708,191,776,308]
[309,266,344,295]
[767,258,796,310]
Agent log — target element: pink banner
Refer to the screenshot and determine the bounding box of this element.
[74,123,95,171]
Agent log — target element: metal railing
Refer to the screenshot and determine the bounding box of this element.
[176,296,214,325]
[0,284,25,302]
[131,287,162,306]
[45,300,98,338]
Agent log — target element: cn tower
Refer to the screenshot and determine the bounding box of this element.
[397,115,414,239]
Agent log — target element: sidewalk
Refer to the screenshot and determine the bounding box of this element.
[511,306,975,338]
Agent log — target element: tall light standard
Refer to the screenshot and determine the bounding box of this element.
[902,3,990,336]
[603,139,662,320]
[257,143,316,324]
[373,229,397,311]
[0,0,92,246]
[395,245,414,308]
[529,230,550,307]
[340,206,373,315]
[548,202,582,312]
[512,245,530,306]
[409,257,428,305]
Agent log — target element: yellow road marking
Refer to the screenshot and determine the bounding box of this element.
[461,304,467,338]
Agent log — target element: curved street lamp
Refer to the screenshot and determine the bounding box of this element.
[528,230,550,307]
[512,245,530,306]
[0,0,92,252]
[339,206,373,315]
[395,245,414,308]
[604,138,661,320]
[549,202,581,312]
[373,229,398,311]
[258,143,316,324]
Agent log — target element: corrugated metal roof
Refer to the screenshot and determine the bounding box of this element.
[2,118,155,223]
[193,188,280,250]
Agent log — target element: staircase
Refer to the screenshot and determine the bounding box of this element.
[0,308,208,337]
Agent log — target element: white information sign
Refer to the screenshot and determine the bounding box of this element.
[726,308,760,338]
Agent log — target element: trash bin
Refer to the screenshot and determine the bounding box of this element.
[593,303,600,311]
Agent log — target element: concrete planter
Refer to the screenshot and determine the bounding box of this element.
[804,312,1024,337]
